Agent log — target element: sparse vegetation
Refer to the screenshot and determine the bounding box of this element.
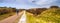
[0,7,16,20]
[26,6,60,23]
[50,6,59,8]
[26,8,47,16]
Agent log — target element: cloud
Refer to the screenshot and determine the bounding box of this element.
[32,0,57,5]
[0,0,60,9]
[0,0,15,4]
[26,0,59,8]
[0,0,4,3]
[15,0,28,4]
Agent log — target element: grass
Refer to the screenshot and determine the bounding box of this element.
[38,8,60,23]
[26,12,39,23]
[0,12,16,21]
[26,8,60,23]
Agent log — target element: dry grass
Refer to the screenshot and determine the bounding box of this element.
[0,12,16,20]
[26,8,60,23]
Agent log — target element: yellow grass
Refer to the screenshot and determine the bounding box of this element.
[26,8,60,23]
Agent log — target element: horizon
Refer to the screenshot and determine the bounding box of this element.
[0,5,60,9]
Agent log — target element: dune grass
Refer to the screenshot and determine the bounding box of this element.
[26,8,60,23]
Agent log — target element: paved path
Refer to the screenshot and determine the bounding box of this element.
[0,11,23,23]
[18,11,26,23]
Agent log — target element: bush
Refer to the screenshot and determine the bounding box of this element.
[26,8,47,15]
[38,8,60,23]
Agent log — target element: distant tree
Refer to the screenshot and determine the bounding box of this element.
[9,7,12,8]
[0,7,3,8]
[4,6,7,8]
[12,8,16,12]
[50,6,59,8]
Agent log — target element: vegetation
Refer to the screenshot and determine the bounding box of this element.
[26,6,60,23]
[0,7,16,20]
[0,7,16,15]
[0,12,16,20]
[50,6,59,8]
[38,8,60,23]
[26,8,47,16]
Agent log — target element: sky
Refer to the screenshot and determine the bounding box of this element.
[0,0,60,9]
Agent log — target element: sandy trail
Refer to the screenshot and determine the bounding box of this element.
[18,11,26,23]
[0,11,23,23]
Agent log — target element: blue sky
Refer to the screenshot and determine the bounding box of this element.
[0,0,60,9]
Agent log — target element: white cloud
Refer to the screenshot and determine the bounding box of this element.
[28,0,34,3]
[31,0,57,5]
[15,0,27,4]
